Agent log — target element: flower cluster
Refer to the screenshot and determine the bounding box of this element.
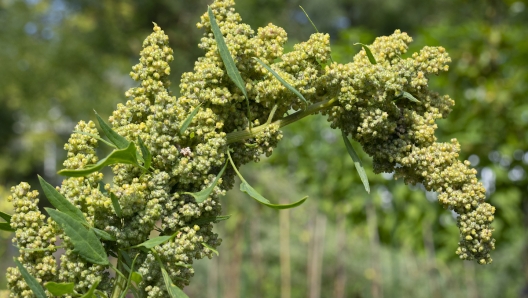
[6,0,495,296]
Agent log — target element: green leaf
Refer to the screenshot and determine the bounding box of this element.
[160,263,189,298]
[179,104,201,135]
[189,214,231,225]
[354,43,377,64]
[202,243,219,256]
[38,175,87,224]
[0,211,11,222]
[0,211,14,232]
[58,142,139,177]
[80,279,100,298]
[253,58,308,105]
[208,6,251,121]
[14,259,47,298]
[45,282,75,296]
[73,130,116,148]
[184,161,228,203]
[0,223,14,232]
[95,111,130,149]
[138,136,152,169]
[92,228,116,241]
[133,236,172,249]
[239,181,308,209]
[46,208,109,265]
[110,192,123,218]
[227,150,307,209]
[342,132,370,193]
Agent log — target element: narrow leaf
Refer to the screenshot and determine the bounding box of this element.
[92,228,116,241]
[239,181,308,209]
[14,259,47,298]
[0,222,15,232]
[253,58,308,105]
[45,282,75,296]
[58,142,139,177]
[299,6,319,33]
[46,208,109,265]
[73,131,116,148]
[160,264,189,298]
[179,104,201,135]
[189,214,231,225]
[401,91,420,103]
[80,279,100,298]
[202,243,219,256]
[354,43,377,64]
[110,192,123,218]
[138,136,152,169]
[184,161,228,203]
[342,132,370,193]
[133,236,172,249]
[38,175,87,224]
[208,6,251,121]
[0,211,11,222]
[95,111,129,149]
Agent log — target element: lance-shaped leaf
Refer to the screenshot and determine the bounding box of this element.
[95,111,129,149]
[133,235,173,249]
[38,175,87,224]
[342,131,370,193]
[227,150,307,209]
[0,211,14,232]
[73,130,115,148]
[354,43,377,65]
[110,192,123,218]
[159,260,189,298]
[179,104,201,135]
[80,279,100,298]
[202,243,219,256]
[138,136,152,169]
[14,259,47,298]
[45,282,75,296]
[208,6,251,121]
[253,58,308,105]
[58,142,139,177]
[189,214,231,225]
[184,161,228,203]
[46,208,109,265]
[92,228,116,241]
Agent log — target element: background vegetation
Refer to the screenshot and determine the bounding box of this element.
[1,0,527,297]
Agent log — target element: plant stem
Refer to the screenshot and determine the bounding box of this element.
[225,98,337,144]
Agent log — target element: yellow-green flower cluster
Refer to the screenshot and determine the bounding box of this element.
[6,0,495,296]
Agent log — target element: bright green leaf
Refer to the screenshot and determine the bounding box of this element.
[253,58,308,105]
[202,242,219,256]
[73,130,116,148]
[131,272,142,284]
[133,236,172,249]
[342,131,370,193]
[0,223,14,232]
[80,279,100,298]
[58,142,139,177]
[46,208,109,265]
[92,228,116,241]
[14,259,47,298]
[138,136,152,169]
[38,175,87,224]
[95,111,129,149]
[160,264,189,298]
[110,192,123,218]
[354,43,377,64]
[208,6,251,121]
[179,104,202,135]
[45,282,75,296]
[400,91,420,103]
[184,161,228,203]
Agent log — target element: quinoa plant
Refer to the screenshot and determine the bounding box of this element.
[1,0,496,297]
